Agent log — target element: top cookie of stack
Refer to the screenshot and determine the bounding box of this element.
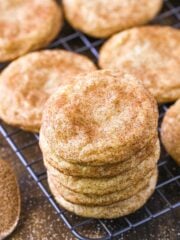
[40,69,159,219]
[40,70,158,165]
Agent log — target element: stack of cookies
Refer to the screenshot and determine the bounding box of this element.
[40,70,160,219]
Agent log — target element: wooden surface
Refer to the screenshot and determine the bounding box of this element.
[0,133,179,240]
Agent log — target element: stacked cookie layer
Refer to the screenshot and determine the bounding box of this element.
[40,70,159,219]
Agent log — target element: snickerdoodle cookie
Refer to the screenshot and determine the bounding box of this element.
[0,159,20,240]
[42,135,158,178]
[99,26,180,103]
[62,0,162,38]
[48,167,158,219]
[0,50,96,132]
[161,100,180,165]
[40,70,158,165]
[0,0,62,62]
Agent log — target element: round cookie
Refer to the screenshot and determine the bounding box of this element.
[47,141,160,195]
[49,168,158,219]
[42,135,159,178]
[0,50,96,132]
[62,0,162,38]
[0,0,62,62]
[40,70,158,165]
[99,26,180,103]
[161,100,180,165]
[48,169,154,206]
[0,159,20,239]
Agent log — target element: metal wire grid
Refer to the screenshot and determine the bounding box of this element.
[0,0,180,239]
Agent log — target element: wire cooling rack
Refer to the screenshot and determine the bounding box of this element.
[0,0,180,239]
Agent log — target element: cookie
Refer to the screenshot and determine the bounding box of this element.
[0,159,20,239]
[43,136,158,178]
[49,167,158,219]
[0,0,62,62]
[40,70,158,165]
[99,26,180,103]
[161,100,180,165]
[48,169,154,206]
[62,0,162,38]
[47,141,159,195]
[43,132,159,176]
[0,50,96,132]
